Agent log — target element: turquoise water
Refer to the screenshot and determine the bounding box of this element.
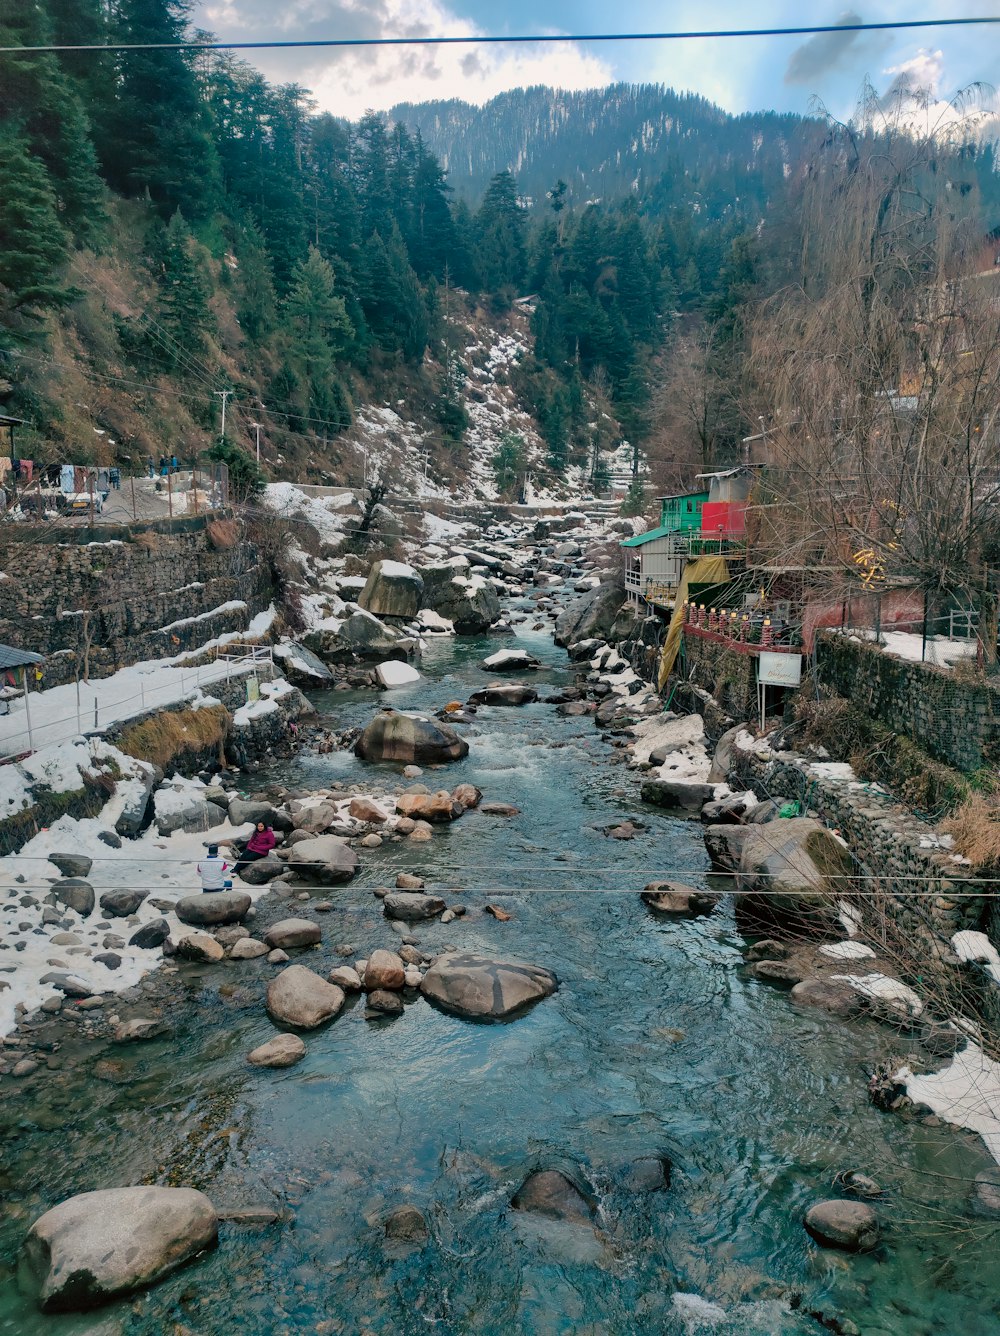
[1,609,998,1335]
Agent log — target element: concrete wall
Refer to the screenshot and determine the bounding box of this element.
[815,632,1000,773]
[0,515,272,686]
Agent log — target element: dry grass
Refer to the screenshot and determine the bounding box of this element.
[117,705,229,771]
[940,792,1000,870]
[132,531,165,553]
[207,519,239,550]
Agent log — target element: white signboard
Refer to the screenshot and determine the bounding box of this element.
[757,651,802,687]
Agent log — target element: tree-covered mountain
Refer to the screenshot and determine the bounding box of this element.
[2,4,997,500]
[390,83,817,213]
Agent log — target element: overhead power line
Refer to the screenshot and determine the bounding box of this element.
[1,17,999,55]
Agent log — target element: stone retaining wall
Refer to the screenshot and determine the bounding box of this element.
[815,631,1000,773]
[728,739,984,960]
[0,515,272,686]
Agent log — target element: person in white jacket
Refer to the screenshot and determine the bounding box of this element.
[197,845,232,892]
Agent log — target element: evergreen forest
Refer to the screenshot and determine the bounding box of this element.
[1,0,999,493]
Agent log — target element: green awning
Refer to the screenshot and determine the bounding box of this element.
[621,525,677,548]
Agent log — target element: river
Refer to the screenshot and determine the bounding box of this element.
[1,601,998,1335]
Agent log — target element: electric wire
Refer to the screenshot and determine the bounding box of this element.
[2,18,998,55]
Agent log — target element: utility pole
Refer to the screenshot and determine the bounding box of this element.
[214,390,232,442]
[250,421,261,464]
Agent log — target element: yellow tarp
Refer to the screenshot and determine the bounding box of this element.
[656,555,730,690]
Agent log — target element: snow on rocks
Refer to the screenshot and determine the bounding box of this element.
[900,1042,1000,1163]
[951,931,1000,985]
[818,941,877,962]
[375,660,421,689]
[830,972,924,1020]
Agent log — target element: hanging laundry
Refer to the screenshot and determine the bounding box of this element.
[60,464,75,493]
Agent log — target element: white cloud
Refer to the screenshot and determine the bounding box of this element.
[196,0,611,116]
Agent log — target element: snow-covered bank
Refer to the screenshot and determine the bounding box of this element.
[0,611,275,760]
[901,1042,1000,1164]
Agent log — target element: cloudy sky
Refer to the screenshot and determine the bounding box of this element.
[192,1,1000,121]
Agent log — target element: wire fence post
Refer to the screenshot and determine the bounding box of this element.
[167,468,173,519]
[130,474,137,522]
[94,696,98,729]
[75,678,82,735]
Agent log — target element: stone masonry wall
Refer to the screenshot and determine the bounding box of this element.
[0,515,272,686]
[676,633,759,724]
[815,631,1000,773]
[728,739,984,962]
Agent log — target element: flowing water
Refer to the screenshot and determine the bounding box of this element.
[1,606,999,1335]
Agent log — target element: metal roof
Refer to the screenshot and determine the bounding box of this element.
[0,644,44,669]
[621,525,677,548]
[0,414,26,428]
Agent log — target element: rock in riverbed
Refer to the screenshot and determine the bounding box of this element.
[355,710,469,765]
[382,892,446,921]
[420,952,558,1019]
[53,880,95,917]
[21,1186,217,1311]
[48,853,93,878]
[641,882,717,915]
[365,949,405,991]
[804,1199,879,1251]
[264,919,321,950]
[247,1034,306,1068]
[175,892,251,926]
[512,1170,594,1226]
[285,835,359,885]
[266,965,344,1028]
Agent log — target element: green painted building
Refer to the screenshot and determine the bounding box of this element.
[621,491,709,604]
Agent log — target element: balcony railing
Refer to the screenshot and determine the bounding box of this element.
[682,602,802,654]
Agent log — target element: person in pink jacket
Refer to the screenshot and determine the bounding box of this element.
[234,821,276,876]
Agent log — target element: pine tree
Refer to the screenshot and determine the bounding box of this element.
[355,112,393,239]
[409,135,458,280]
[104,0,220,218]
[357,228,428,363]
[474,170,526,295]
[0,128,72,336]
[158,210,213,359]
[286,246,353,377]
[235,218,277,343]
[0,0,104,241]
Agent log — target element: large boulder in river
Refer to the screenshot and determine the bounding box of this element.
[21,1185,217,1311]
[48,852,93,879]
[382,891,446,920]
[237,856,286,885]
[420,561,501,633]
[359,559,425,619]
[285,835,359,885]
[273,641,334,687]
[554,584,625,647]
[266,964,345,1028]
[735,817,852,934]
[708,723,748,784]
[641,778,716,812]
[468,683,539,707]
[264,918,321,949]
[228,797,293,830]
[703,824,753,872]
[804,1200,879,1251]
[304,609,407,664]
[396,790,463,822]
[420,952,558,1019]
[53,879,95,917]
[355,710,469,765]
[512,1170,595,1226]
[175,891,251,926]
[482,649,540,673]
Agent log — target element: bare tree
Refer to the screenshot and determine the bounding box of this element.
[745,81,1000,655]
